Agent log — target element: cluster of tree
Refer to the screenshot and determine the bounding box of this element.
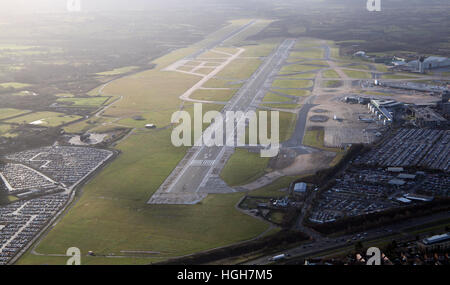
[157,230,309,265]
[251,0,450,57]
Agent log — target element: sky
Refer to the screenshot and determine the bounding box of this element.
[0,0,257,14]
[0,0,187,13]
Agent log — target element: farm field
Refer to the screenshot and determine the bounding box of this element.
[56,97,109,107]
[0,108,30,120]
[0,82,31,89]
[5,111,82,127]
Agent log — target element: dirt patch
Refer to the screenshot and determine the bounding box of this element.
[268,148,298,170]
[281,152,336,176]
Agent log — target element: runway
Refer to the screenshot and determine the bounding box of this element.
[148,39,296,204]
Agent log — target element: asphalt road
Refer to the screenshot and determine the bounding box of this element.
[244,211,450,265]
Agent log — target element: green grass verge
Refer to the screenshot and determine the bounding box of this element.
[271,89,310,97]
[262,92,294,103]
[272,79,313,89]
[342,69,371,79]
[322,70,340,78]
[190,89,237,101]
[221,149,270,186]
[215,58,262,80]
[280,64,320,74]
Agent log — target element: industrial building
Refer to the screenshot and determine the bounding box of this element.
[418,233,450,252]
[367,99,404,124]
[437,91,450,119]
[293,182,307,194]
[374,80,448,93]
[409,106,447,128]
[402,56,450,73]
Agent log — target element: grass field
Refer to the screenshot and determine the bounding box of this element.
[279,72,316,79]
[63,117,110,134]
[342,69,371,79]
[272,79,313,89]
[0,82,31,89]
[101,70,201,127]
[271,89,310,97]
[290,48,324,59]
[306,60,329,66]
[57,97,109,107]
[303,128,325,149]
[240,42,278,57]
[215,58,262,80]
[221,149,270,186]
[96,66,140,76]
[0,124,13,135]
[54,93,75,98]
[260,103,301,109]
[280,64,320,74]
[322,69,340,78]
[250,175,307,197]
[6,112,82,127]
[239,110,298,142]
[190,89,237,101]
[349,64,370,70]
[202,78,243,88]
[262,92,293,103]
[0,108,30,120]
[303,128,342,153]
[0,44,38,50]
[322,80,342,88]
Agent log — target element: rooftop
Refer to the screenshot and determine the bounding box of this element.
[422,233,450,245]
